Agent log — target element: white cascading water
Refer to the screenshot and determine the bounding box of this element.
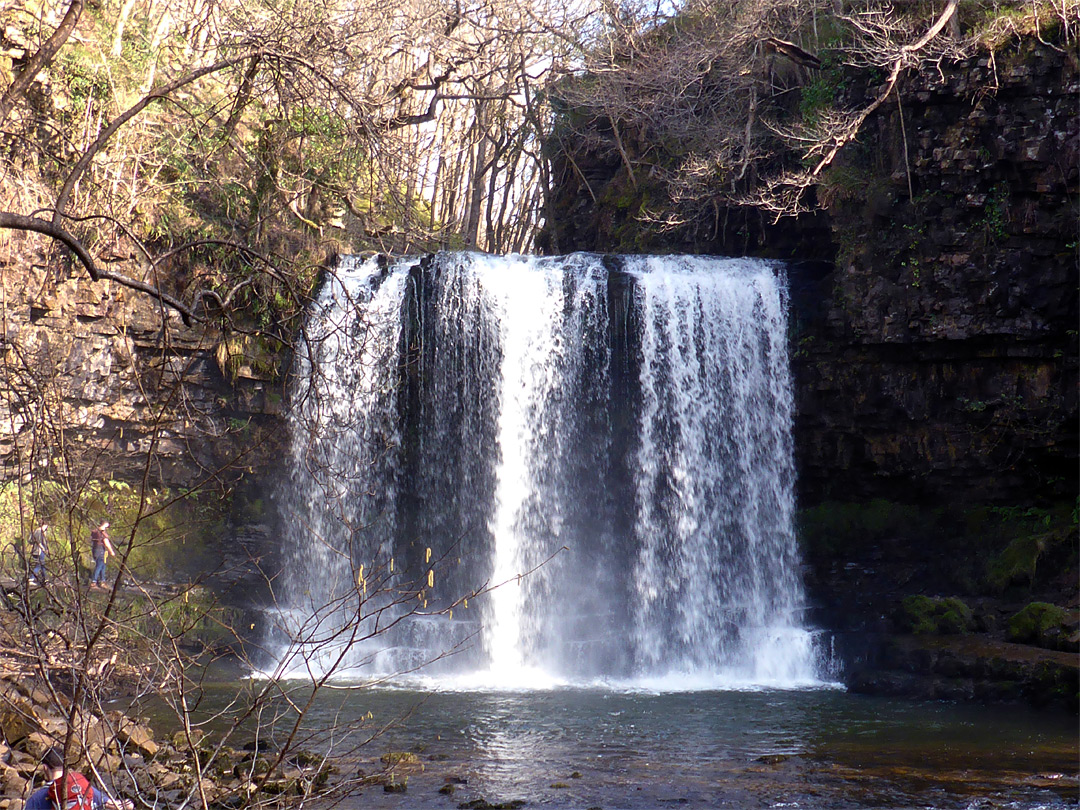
[627,256,806,684]
[268,252,823,687]
[478,258,569,679]
[270,257,409,677]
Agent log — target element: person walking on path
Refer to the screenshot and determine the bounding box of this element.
[29,522,48,584]
[88,521,115,589]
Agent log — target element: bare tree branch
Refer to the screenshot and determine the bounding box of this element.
[0,212,199,324]
[809,0,959,179]
[0,0,84,124]
[0,211,101,279]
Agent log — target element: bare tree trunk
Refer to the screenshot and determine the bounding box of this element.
[494,136,523,252]
[111,0,139,57]
[484,148,501,251]
[221,56,261,144]
[453,121,478,242]
[441,115,469,232]
[142,7,175,93]
[430,153,445,233]
[464,118,489,247]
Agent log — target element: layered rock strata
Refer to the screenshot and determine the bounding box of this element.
[0,258,285,489]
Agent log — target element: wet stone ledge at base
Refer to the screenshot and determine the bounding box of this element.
[840,633,1080,710]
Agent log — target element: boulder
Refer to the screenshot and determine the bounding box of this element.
[22,731,56,760]
[107,713,159,758]
[0,687,40,745]
[0,707,34,747]
[0,763,27,798]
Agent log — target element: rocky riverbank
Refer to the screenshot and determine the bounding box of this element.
[0,570,334,809]
[802,498,1079,710]
[0,669,340,809]
[842,633,1079,706]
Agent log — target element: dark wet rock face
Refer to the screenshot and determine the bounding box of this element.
[844,635,1079,709]
[788,38,1077,506]
[799,39,1079,685]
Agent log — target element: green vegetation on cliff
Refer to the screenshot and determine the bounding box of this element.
[0,0,594,335]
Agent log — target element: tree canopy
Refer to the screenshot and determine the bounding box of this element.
[0,0,1072,323]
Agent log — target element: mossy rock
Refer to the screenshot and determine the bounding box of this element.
[987,533,1047,590]
[259,778,295,795]
[286,749,322,768]
[1007,602,1070,649]
[755,754,790,765]
[937,597,975,634]
[380,751,421,767]
[899,595,938,633]
[898,595,974,635]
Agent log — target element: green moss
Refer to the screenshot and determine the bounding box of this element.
[936,597,975,634]
[900,595,939,634]
[966,1,1068,48]
[1007,602,1068,645]
[898,595,974,635]
[984,501,1077,592]
[987,532,1047,589]
[977,181,1010,243]
[801,499,1076,596]
[216,334,284,383]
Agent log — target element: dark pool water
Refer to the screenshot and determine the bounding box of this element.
[168,680,1077,810]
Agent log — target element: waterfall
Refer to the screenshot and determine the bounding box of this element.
[269,252,822,687]
[271,257,409,677]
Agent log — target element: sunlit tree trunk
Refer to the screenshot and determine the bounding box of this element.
[111,0,139,57]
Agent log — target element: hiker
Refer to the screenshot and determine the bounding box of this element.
[29,523,48,583]
[24,747,133,810]
[88,521,115,589]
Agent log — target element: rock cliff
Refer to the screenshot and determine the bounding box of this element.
[784,38,1078,707]
[0,253,285,490]
[791,37,1077,505]
[543,35,1078,508]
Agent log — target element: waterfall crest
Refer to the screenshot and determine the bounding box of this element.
[269,252,823,687]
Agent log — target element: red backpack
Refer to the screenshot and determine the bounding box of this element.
[47,771,93,810]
